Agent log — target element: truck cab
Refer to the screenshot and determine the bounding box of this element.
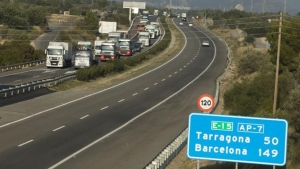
[137,23,145,34]
[94,40,105,61]
[138,32,150,47]
[74,41,93,69]
[45,42,72,68]
[107,32,121,42]
[99,41,120,62]
[145,25,156,39]
[118,39,134,56]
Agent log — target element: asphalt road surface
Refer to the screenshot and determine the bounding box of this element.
[0,18,228,169]
[0,16,160,90]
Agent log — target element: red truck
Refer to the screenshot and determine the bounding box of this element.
[137,23,145,34]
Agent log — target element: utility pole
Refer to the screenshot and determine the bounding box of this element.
[262,0,265,14]
[273,12,283,119]
[251,0,253,13]
[284,0,287,15]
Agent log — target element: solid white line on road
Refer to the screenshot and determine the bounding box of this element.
[118,99,125,102]
[53,126,65,132]
[80,115,89,119]
[154,83,158,85]
[169,75,172,77]
[47,17,219,169]
[132,93,138,96]
[14,79,21,82]
[18,139,34,147]
[100,106,108,110]
[33,75,40,78]
[144,87,149,90]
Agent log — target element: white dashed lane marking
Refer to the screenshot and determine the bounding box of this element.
[80,115,89,119]
[101,106,108,110]
[53,126,65,132]
[18,139,34,147]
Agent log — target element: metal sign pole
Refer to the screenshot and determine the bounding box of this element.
[197,160,200,169]
[235,162,238,169]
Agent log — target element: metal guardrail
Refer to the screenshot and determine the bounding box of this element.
[0,59,46,73]
[143,21,231,169]
[0,17,138,73]
[0,17,165,99]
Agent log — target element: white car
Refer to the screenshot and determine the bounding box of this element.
[189,23,193,27]
[202,41,210,47]
[179,22,183,25]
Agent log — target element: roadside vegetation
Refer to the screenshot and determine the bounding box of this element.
[182,9,300,169]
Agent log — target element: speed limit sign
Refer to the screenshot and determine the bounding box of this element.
[197,94,215,112]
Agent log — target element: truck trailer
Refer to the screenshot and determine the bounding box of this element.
[45,42,72,68]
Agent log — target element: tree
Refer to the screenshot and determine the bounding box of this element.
[267,18,300,72]
[83,11,99,35]
[98,0,108,8]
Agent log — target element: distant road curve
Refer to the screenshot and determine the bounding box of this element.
[34,22,73,51]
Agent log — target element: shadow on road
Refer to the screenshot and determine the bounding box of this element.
[0,88,56,107]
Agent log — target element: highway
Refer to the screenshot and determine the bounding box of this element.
[0,16,160,90]
[0,18,228,169]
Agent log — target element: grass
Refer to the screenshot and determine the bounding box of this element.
[50,17,185,92]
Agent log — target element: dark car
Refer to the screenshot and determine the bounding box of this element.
[132,42,142,52]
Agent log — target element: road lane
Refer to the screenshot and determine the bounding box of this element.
[0,18,228,169]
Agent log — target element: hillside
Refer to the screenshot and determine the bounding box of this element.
[117,0,300,15]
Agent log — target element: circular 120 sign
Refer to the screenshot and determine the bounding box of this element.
[197,94,215,112]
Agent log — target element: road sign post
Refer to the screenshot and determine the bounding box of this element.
[187,113,288,166]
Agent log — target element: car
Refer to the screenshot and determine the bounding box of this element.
[132,42,142,52]
[179,22,183,25]
[189,23,193,27]
[202,41,210,47]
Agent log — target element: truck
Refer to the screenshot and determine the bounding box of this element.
[118,39,134,56]
[145,25,156,39]
[107,32,122,42]
[181,13,187,21]
[136,23,145,34]
[138,31,150,47]
[94,40,105,61]
[150,22,160,36]
[116,30,130,39]
[45,42,72,68]
[74,41,94,69]
[139,19,149,25]
[154,10,159,16]
[142,11,149,19]
[99,41,120,62]
[99,21,117,34]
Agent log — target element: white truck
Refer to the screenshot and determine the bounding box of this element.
[99,21,117,34]
[150,22,160,36]
[107,32,122,42]
[74,41,93,69]
[45,42,72,68]
[145,25,156,39]
[139,19,149,25]
[94,40,105,61]
[138,31,150,47]
[154,10,159,16]
[142,11,149,19]
[181,13,187,21]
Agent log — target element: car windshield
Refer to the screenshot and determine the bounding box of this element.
[134,43,141,47]
[47,49,62,55]
[139,35,148,39]
[95,46,101,50]
[119,41,130,46]
[101,45,114,51]
[75,51,91,57]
